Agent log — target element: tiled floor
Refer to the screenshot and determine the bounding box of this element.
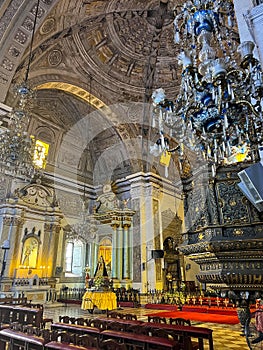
[44,304,250,349]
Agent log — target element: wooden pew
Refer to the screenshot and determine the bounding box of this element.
[51,322,101,337]
[142,322,214,350]
[12,306,43,328]
[0,327,98,350]
[0,305,43,329]
[93,317,143,331]
[0,305,13,328]
[100,329,179,350]
[45,342,97,350]
[45,331,98,350]
[0,328,45,350]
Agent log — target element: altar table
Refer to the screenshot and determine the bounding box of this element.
[81,291,117,311]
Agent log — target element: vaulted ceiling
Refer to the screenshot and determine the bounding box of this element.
[0,0,184,185]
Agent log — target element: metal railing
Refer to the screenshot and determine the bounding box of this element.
[58,287,86,301]
[114,288,140,306]
[58,286,140,306]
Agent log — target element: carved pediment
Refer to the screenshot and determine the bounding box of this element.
[18,184,55,208]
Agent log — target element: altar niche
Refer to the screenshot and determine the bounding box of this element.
[163,237,181,292]
[20,228,41,270]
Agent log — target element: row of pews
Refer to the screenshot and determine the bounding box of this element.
[0,306,214,350]
[0,303,44,329]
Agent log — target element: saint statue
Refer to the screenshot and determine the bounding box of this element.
[94,256,108,278]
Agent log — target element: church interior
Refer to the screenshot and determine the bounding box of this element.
[0,0,263,349]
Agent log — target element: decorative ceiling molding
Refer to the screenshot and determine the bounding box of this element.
[36,81,106,109]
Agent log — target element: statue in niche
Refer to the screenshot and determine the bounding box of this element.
[21,237,39,268]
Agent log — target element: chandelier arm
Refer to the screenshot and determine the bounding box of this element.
[226,69,248,84]
[168,145,180,153]
[235,100,260,118]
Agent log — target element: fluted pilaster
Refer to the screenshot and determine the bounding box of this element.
[110,222,119,279]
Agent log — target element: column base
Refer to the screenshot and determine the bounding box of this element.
[112,278,121,289]
[121,279,132,289]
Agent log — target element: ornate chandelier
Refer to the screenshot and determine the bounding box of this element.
[0,87,36,179]
[151,0,263,174]
[70,209,99,243]
[0,0,41,181]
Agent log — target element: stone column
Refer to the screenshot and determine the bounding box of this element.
[93,242,99,277]
[5,217,24,278]
[44,222,61,277]
[110,221,119,279]
[122,222,131,280]
[116,224,123,280]
[86,243,92,269]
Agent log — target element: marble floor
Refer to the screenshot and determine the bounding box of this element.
[43,304,251,350]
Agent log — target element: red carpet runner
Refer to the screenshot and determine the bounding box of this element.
[146,306,240,325]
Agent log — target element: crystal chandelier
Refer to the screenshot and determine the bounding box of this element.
[0,0,41,180]
[151,0,263,174]
[70,206,99,243]
[0,87,36,179]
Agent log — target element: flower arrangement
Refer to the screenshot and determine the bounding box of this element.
[94,276,105,290]
[90,276,111,291]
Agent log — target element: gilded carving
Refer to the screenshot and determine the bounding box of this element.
[217,181,249,224]
[233,228,244,236]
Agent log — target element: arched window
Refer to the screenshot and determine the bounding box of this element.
[65,240,84,276]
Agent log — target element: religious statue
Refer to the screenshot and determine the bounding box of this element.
[21,237,38,268]
[94,256,108,278]
[92,256,110,291]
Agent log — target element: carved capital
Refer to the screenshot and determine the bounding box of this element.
[3,217,23,226]
[44,223,60,233]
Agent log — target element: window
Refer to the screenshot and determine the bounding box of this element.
[33,139,49,169]
[65,240,84,276]
[65,242,74,272]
